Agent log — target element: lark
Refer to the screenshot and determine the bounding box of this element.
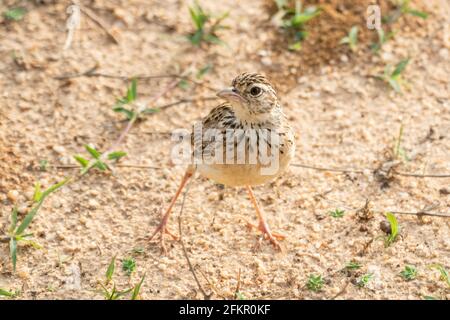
[149,73,295,251]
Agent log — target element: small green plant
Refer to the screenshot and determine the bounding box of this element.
[187,1,229,46]
[122,258,136,276]
[340,26,359,52]
[3,7,27,21]
[329,209,345,218]
[356,273,373,288]
[196,64,213,79]
[429,264,450,287]
[73,145,127,175]
[400,265,417,281]
[378,58,410,93]
[346,261,362,270]
[39,159,48,171]
[113,79,158,121]
[100,256,145,300]
[0,288,18,298]
[384,0,428,24]
[275,0,321,50]
[101,283,133,300]
[5,179,69,271]
[235,291,246,300]
[178,79,190,90]
[306,274,324,292]
[370,27,395,53]
[384,212,399,247]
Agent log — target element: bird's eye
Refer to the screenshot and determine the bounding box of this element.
[250,86,262,96]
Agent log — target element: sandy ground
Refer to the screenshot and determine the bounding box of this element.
[0,0,449,300]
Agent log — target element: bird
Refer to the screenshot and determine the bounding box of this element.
[149,72,295,252]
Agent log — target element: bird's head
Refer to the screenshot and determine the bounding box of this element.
[217,73,279,121]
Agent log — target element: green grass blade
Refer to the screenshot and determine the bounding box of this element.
[429,264,450,287]
[15,202,43,236]
[407,9,428,19]
[131,275,146,300]
[0,288,15,297]
[85,145,102,159]
[106,255,116,283]
[74,155,89,168]
[33,182,42,202]
[188,7,197,25]
[188,30,203,45]
[9,206,18,233]
[388,77,401,92]
[10,238,17,272]
[107,151,127,161]
[392,58,410,77]
[113,107,135,120]
[349,26,358,49]
[386,212,398,245]
[15,179,69,235]
[197,64,212,79]
[20,239,42,249]
[288,42,302,51]
[109,284,117,300]
[346,261,361,270]
[127,79,137,102]
[95,160,108,171]
[40,178,70,200]
[4,7,27,21]
[115,287,133,299]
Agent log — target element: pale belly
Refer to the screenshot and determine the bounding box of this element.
[196,151,293,187]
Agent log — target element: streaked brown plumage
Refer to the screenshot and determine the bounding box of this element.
[149,73,295,251]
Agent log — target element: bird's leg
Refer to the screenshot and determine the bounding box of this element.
[149,170,193,252]
[245,186,285,250]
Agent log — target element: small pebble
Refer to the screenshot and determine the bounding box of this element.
[18,204,28,214]
[258,50,268,57]
[87,199,99,210]
[158,263,167,271]
[52,198,63,208]
[53,145,66,154]
[340,54,349,63]
[207,192,218,201]
[380,220,391,234]
[7,190,19,202]
[438,48,448,59]
[24,190,34,201]
[261,56,272,66]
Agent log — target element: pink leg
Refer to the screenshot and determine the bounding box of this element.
[246,186,285,250]
[149,170,193,252]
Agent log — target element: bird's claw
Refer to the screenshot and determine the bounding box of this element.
[148,223,179,253]
[245,220,285,250]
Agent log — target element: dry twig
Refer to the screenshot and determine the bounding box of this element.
[292,163,450,178]
[79,6,120,44]
[177,171,213,300]
[54,65,218,91]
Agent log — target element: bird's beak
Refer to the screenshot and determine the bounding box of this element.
[217,87,245,103]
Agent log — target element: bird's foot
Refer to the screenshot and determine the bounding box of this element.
[148,221,179,254]
[246,220,285,251]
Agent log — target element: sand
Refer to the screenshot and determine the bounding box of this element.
[0,0,449,299]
